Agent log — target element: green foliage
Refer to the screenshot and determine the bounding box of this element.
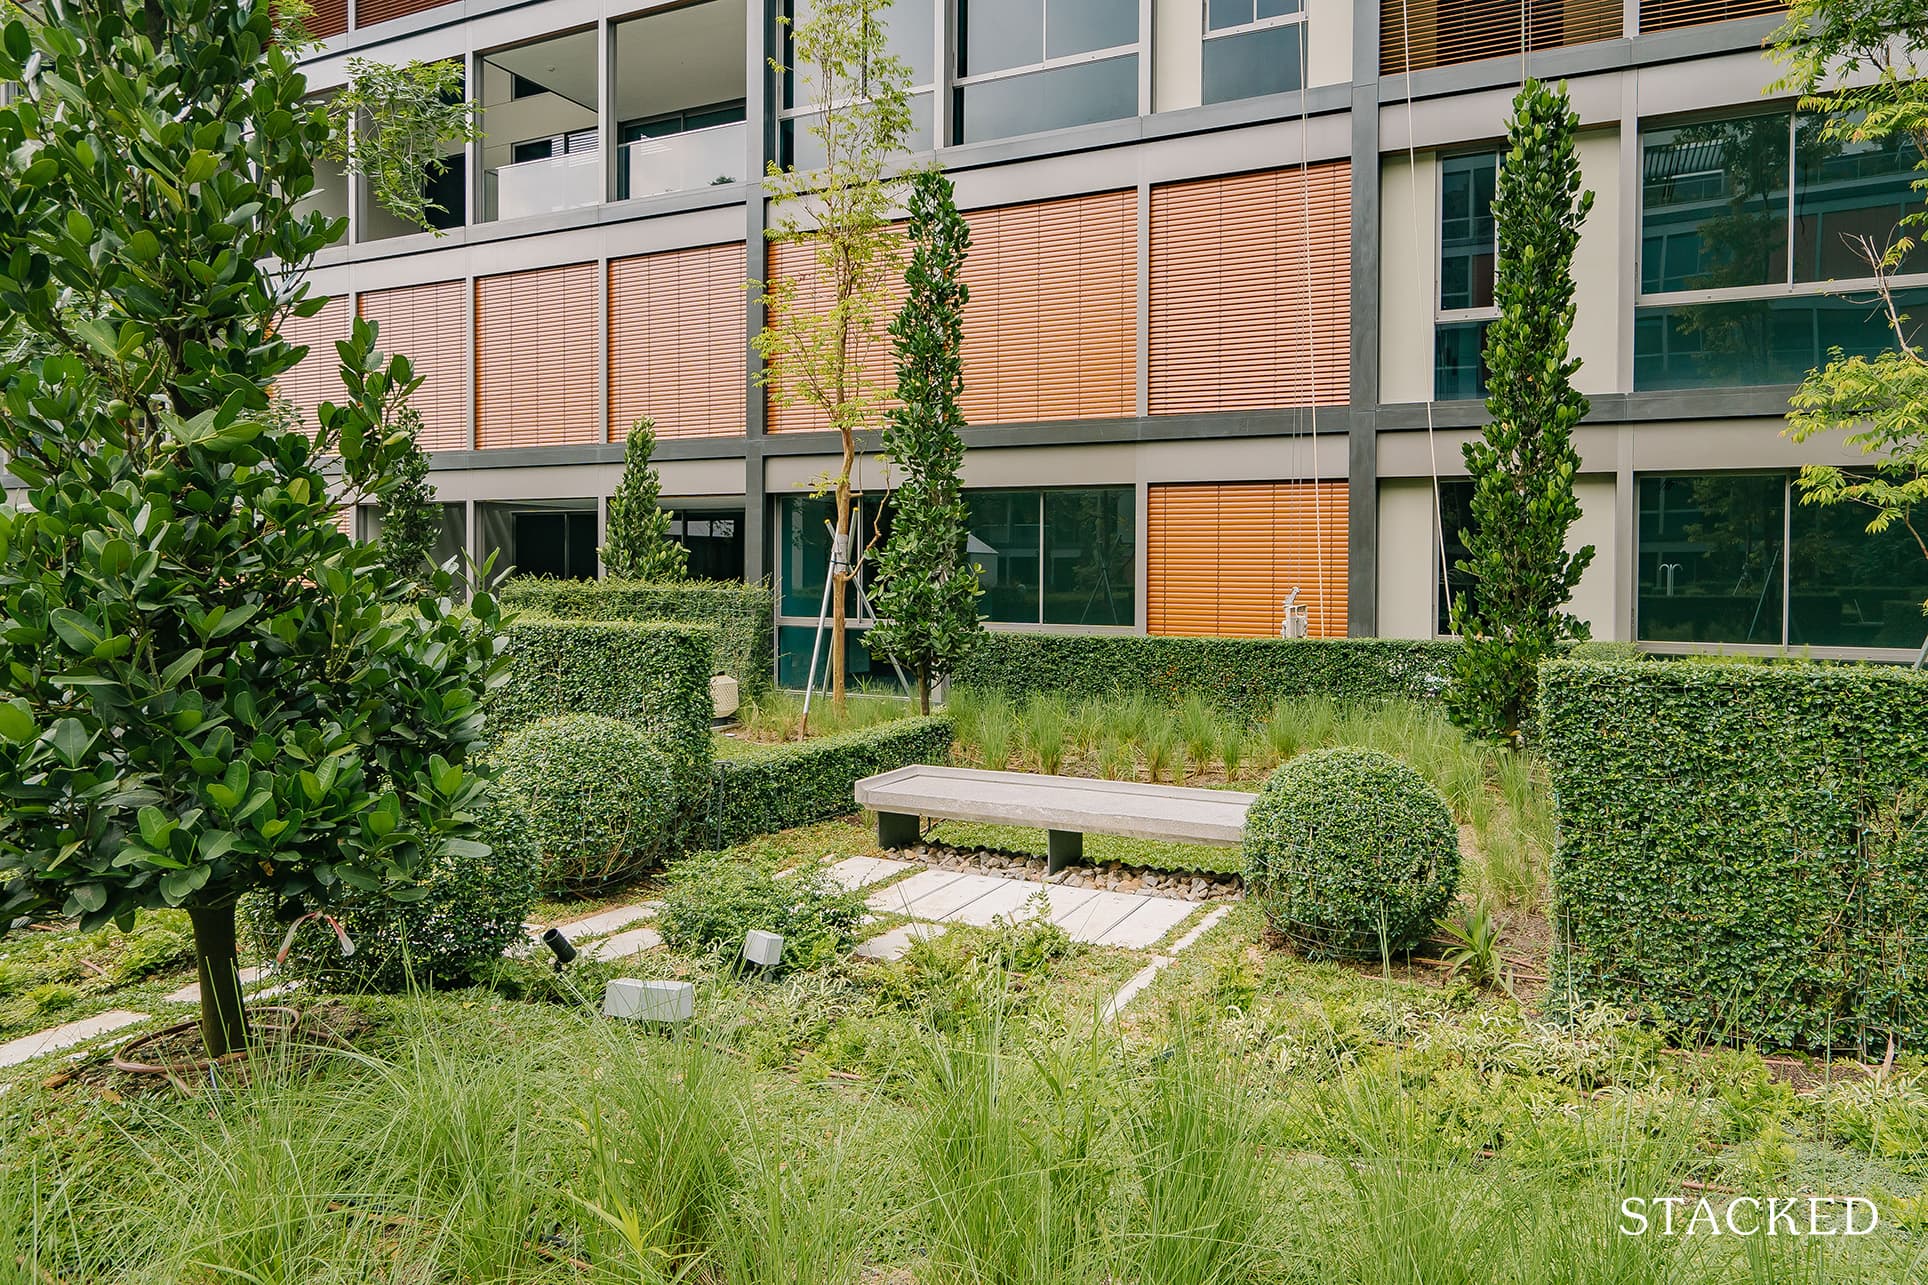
[494,715,678,893]
[1436,902,1509,992]
[657,846,867,973]
[709,716,954,848]
[491,616,715,846]
[1540,658,1928,1052]
[248,787,538,991]
[1770,1,1928,205]
[600,418,689,582]
[954,632,1460,716]
[375,406,443,598]
[870,169,982,712]
[498,577,772,695]
[756,0,914,710]
[321,57,479,234]
[0,0,506,1055]
[1244,748,1462,958]
[1448,78,1596,747]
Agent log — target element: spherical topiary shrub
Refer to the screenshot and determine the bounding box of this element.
[493,713,677,893]
[1243,747,1460,959]
[247,786,540,992]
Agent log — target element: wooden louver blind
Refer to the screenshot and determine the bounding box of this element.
[1150,164,1352,415]
[609,243,747,441]
[1380,0,1621,76]
[475,263,600,450]
[762,232,909,435]
[1638,0,1783,32]
[359,280,469,452]
[959,190,1135,425]
[299,0,347,39]
[1147,481,1349,639]
[273,295,350,435]
[351,0,454,29]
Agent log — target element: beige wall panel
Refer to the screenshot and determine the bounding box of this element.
[1377,478,1438,640]
[1153,0,1203,113]
[1379,153,1435,404]
[1571,130,1622,397]
[1307,0,1352,87]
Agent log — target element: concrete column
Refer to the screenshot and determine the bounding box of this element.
[1346,0,1383,637]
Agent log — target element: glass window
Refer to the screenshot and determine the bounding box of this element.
[1794,125,1926,283]
[1201,21,1304,105]
[1440,153,1497,311]
[1435,478,1475,636]
[953,55,1138,145]
[1641,112,1792,295]
[1043,489,1136,625]
[1789,498,1928,650]
[1434,320,1489,401]
[960,0,1044,75]
[783,92,934,169]
[1633,286,1928,391]
[1636,475,1786,645]
[967,491,1044,623]
[668,509,746,582]
[1046,0,1138,59]
[775,494,887,617]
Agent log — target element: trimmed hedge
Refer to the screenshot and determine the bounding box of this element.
[953,632,1460,715]
[1244,748,1460,958]
[499,576,773,694]
[491,617,714,845]
[709,716,954,848]
[495,715,679,892]
[1540,659,1928,1053]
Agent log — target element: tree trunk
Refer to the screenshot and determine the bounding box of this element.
[918,666,931,715]
[187,901,250,1058]
[830,448,853,713]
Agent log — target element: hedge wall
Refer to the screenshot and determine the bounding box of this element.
[499,576,773,694]
[492,617,716,844]
[709,716,954,849]
[952,632,1460,715]
[1540,659,1928,1053]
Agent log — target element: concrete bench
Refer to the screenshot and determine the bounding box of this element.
[854,765,1257,873]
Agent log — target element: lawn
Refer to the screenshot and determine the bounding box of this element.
[2,816,1923,1284]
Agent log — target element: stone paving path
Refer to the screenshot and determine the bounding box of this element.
[0,1009,150,1069]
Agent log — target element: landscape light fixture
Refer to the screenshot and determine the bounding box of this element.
[742,929,783,971]
[542,927,577,970]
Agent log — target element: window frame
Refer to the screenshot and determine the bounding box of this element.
[776,0,939,166]
[1201,0,1306,40]
[1433,149,1500,400]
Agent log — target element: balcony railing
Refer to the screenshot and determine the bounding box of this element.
[493,148,601,223]
[622,122,746,201]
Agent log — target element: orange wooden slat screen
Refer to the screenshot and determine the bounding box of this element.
[764,190,1135,432]
[761,230,908,435]
[1147,481,1349,638]
[300,0,347,39]
[359,280,469,452]
[960,190,1135,424]
[353,0,454,29]
[1380,0,1621,76]
[1150,164,1352,415]
[609,242,747,441]
[475,263,600,450]
[1639,0,1783,32]
[274,295,350,434]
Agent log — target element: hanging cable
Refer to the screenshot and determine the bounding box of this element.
[1297,11,1324,639]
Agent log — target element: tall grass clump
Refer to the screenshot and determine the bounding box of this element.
[1218,721,1247,782]
[1178,694,1220,779]
[1021,694,1071,775]
[972,695,1018,771]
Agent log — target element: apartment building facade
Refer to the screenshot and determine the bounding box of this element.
[280,0,1928,682]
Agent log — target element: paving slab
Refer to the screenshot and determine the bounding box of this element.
[1091,897,1199,950]
[162,966,268,1005]
[889,872,1017,922]
[853,922,948,962]
[558,903,658,939]
[588,926,664,962]
[823,856,917,891]
[940,878,1046,926]
[1051,888,1159,945]
[865,868,972,918]
[0,1010,149,1068]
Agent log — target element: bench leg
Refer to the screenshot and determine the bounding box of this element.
[1047,829,1083,876]
[877,811,920,850]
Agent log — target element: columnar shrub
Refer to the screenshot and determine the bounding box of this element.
[249,787,539,991]
[495,715,678,892]
[1243,748,1461,957]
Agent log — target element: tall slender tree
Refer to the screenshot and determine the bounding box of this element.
[1446,79,1596,747]
[754,0,913,720]
[377,407,445,597]
[0,0,507,1058]
[870,170,981,712]
[601,417,690,581]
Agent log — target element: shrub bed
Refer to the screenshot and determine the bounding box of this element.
[1243,747,1461,958]
[499,577,772,694]
[495,715,680,893]
[250,788,540,992]
[657,845,868,973]
[709,716,954,849]
[1540,658,1928,1052]
[492,617,714,844]
[953,633,1459,715]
